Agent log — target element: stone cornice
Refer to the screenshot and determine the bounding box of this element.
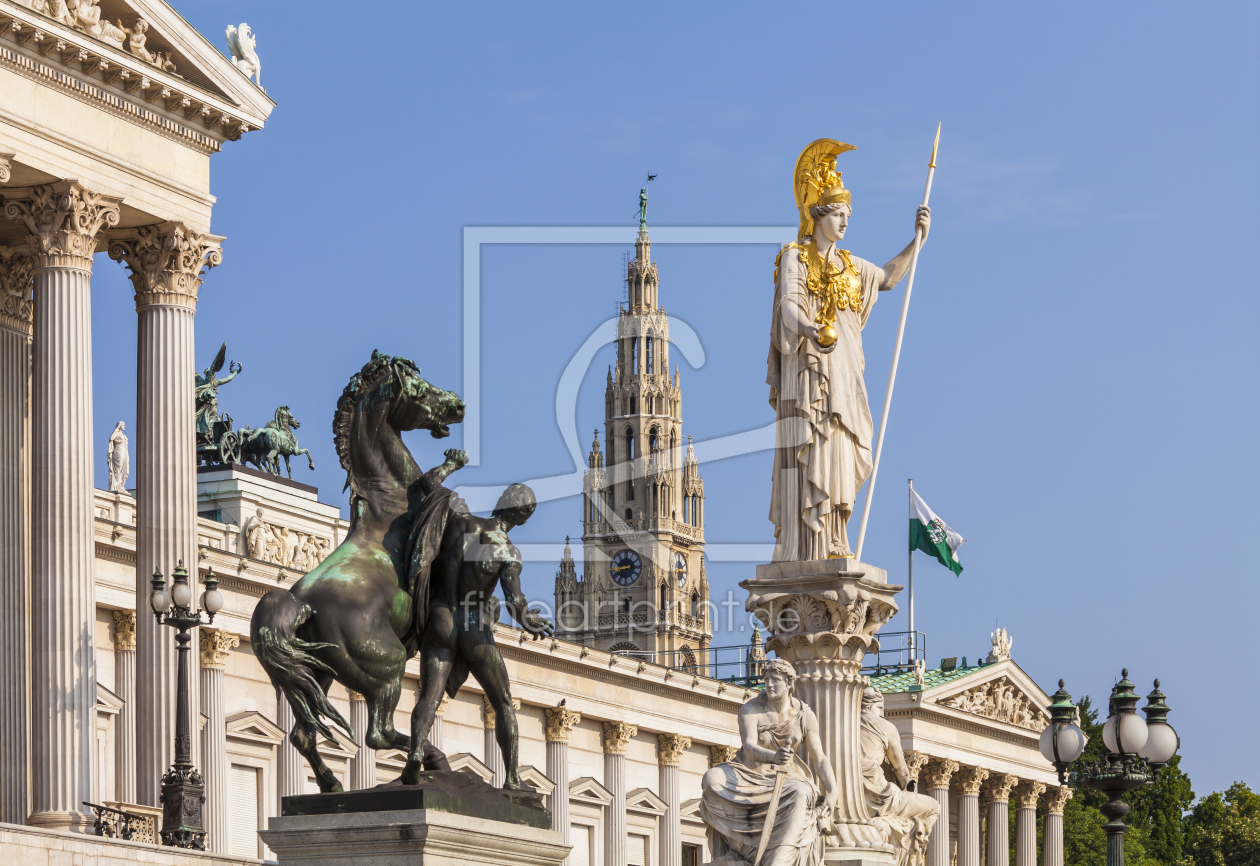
[4,180,121,270]
[0,3,261,154]
[544,707,582,743]
[657,733,691,766]
[108,221,223,309]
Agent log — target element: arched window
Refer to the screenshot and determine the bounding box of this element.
[630,394,637,415]
[646,336,654,374]
[624,508,632,521]
[660,584,667,610]
[649,426,659,452]
[691,591,700,617]
[652,483,658,515]
[683,497,689,524]
[632,338,640,373]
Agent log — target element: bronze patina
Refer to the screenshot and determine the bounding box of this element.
[238,405,315,478]
[194,343,243,466]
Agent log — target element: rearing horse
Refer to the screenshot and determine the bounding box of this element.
[239,406,315,478]
[250,352,466,792]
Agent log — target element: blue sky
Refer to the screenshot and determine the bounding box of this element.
[88,2,1258,795]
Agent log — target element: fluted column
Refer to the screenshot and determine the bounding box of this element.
[348,692,374,791]
[0,247,32,826]
[657,734,689,866]
[603,722,636,866]
[7,182,121,831]
[983,774,1017,866]
[112,611,138,804]
[923,759,959,866]
[1041,787,1071,866]
[546,707,581,864]
[1013,781,1045,866]
[276,699,304,801]
[199,628,238,852]
[430,694,448,752]
[109,222,221,806]
[954,767,989,866]
[482,695,520,787]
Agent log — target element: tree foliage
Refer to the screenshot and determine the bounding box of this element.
[1181,782,1260,866]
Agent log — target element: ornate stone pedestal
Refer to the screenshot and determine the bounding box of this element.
[740,558,902,865]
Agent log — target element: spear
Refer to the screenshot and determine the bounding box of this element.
[854,125,940,562]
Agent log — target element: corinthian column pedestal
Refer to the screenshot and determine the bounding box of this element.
[740,558,901,862]
[109,223,222,806]
[6,182,121,831]
[0,247,33,826]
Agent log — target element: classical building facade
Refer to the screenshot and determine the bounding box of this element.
[556,221,710,662]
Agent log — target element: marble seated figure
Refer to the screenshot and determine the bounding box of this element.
[859,689,940,866]
[700,659,837,866]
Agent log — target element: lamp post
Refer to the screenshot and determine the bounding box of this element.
[1040,671,1179,866]
[149,561,224,849]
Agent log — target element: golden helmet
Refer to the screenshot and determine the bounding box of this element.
[794,139,856,240]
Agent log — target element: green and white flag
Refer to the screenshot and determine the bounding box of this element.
[909,489,965,576]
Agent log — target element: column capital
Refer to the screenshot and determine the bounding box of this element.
[0,152,12,184]
[545,707,582,742]
[1014,779,1046,810]
[657,733,691,766]
[108,221,223,309]
[953,765,990,797]
[112,609,137,652]
[347,690,365,701]
[4,181,121,270]
[1043,785,1073,815]
[481,694,520,727]
[0,247,34,332]
[710,745,739,767]
[601,721,637,755]
[922,758,960,790]
[435,694,450,716]
[903,749,931,784]
[982,772,1019,804]
[198,627,240,669]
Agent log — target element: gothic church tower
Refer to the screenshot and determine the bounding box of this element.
[554,185,709,662]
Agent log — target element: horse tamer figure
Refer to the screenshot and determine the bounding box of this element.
[250,351,551,794]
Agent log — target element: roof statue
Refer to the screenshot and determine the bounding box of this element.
[988,627,1013,663]
[194,343,243,466]
[636,173,658,232]
[226,23,261,87]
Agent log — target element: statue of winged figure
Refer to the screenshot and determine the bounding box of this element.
[195,343,242,464]
[226,23,261,87]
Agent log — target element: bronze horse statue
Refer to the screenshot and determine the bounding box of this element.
[239,406,315,478]
[250,352,466,792]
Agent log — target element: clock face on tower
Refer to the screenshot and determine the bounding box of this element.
[673,552,688,587]
[610,550,642,586]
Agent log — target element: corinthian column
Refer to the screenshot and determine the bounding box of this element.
[109,223,222,805]
[0,247,33,826]
[7,182,121,831]
[1041,786,1072,866]
[741,559,900,852]
[277,699,303,801]
[983,774,1017,866]
[923,759,959,866]
[112,610,137,805]
[1013,780,1045,866]
[545,707,581,864]
[954,766,989,866]
[482,695,521,787]
[657,734,690,866]
[199,627,238,852]
[602,722,636,866]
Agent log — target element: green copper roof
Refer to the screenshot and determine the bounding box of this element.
[868,663,990,694]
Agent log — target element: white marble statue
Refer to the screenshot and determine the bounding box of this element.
[988,627,1013,662]
[700,658,837,866]
[69,0,127,49]
[859,689,940,866]
[768,140,930,560]
[226,24,261,87]
[107,421,128,494]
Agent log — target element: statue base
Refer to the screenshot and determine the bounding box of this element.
[824,844,898,866]
[262,771,566,865]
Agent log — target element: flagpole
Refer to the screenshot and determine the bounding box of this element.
[854,124,940,563]
[908,478,915,666]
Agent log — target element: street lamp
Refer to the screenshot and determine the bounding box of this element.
[149,561,223,849]
[1043,670,1179,866]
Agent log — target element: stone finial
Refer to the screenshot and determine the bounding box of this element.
[545,707,582,743]
[198,627,240,669]
[710,745,739,767]
[1014,780,1047,810]
[4,181,122,270]
[0,152,12,185]
[0,247,34,332]
[108,221,223,310]
[988,627,1013,663]
[601,721,637,755]
[953,766,990,797]
[657,733,691,766]
[921,758,960,790]
[112,609,137,651]
[903,750,931,784]
[1044,785,1073,815]
[481,695,520,727]
[982,773,1019,804]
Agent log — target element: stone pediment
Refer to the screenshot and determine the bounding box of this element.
[518,765,555,797]
[626,787,668,817]
[225,710,285,745]
[1,0,272,149]
[933,671,1049,732]
[569,776,613,807]
[446,752,493,783]
[680,797,704,824]
[96,682,124,714]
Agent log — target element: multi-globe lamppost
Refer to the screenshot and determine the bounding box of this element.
[149,561,224,849]
[1039,670,1180,866]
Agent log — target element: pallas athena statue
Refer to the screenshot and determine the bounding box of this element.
[768,139,931,560]
[700,658,837,866]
